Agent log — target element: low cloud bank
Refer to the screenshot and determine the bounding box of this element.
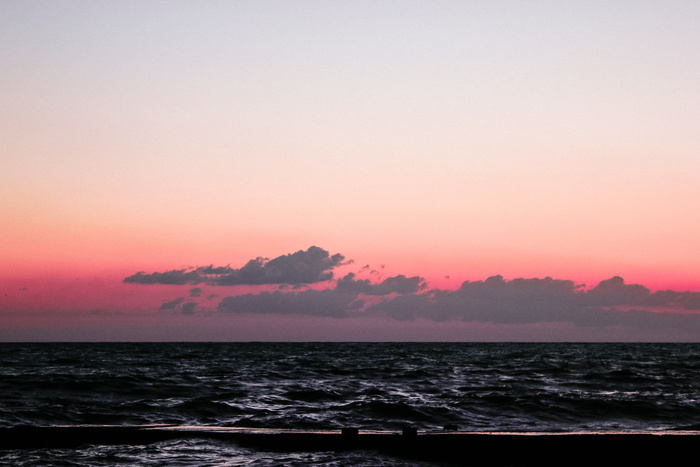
[366,276,700,330]
[217,273,700,331]
[126,246,700,331]
[335,273,426,295]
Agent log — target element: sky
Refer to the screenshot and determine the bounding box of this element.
[1,1,699,341]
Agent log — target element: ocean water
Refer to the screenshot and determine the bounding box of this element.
[2,342,700,465]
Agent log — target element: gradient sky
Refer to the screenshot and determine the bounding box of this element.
[2,1,699,341]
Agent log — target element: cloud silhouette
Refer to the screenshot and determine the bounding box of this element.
[366,276,700,329]
[214,246,346,286]
[124,246,700,332]
[159,297,185,311]
[181,302,197,315]
[126,270,202,285]
[218,289,361,318]
[585,276,651,306]
[335,273,426,295]
[124,246,346,286]
[214,273,700,331]
[581,276,700,310]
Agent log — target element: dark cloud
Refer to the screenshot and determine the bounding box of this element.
[335,273,426,295]
[126,246,700,333]
[159,297,185,311]
[198,265,234,275]
[214,246,344,286]
[182,302,197,315]
[458,275,582,301]
[159,298,197,314]
[370,275,583,324]
[367,276,700,329]
[678,292,700,310]
[218,290,360,318]
[124,246,346,286]
[125,270,202,285]
[585,276,651,306]
[211,274,700,332]
[581,277,700,310]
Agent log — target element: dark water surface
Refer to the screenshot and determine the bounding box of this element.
[2,342,700,465]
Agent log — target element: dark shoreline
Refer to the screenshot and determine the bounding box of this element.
[3,425,699,465]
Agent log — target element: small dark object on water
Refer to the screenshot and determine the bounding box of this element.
[342,428,359,436]
[401,426,417,436]
[443,424,459,431]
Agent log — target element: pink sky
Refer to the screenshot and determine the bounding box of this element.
[2,2,699,341]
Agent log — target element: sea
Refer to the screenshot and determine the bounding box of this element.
[1,342,700,466]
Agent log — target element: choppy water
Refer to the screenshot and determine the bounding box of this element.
[2,342,700,465]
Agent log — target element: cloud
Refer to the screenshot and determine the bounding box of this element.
[216,273,426,317]
[159,297,185,311]
[213,273,700,332]
[159,297,197,314]
[125,270,202,285]
[218,290,361,318]
[581,276,700,310]
[335,273,426,295]
[124,245,700,333]
[182,302,197,315]
[366,276,700,329]
[678,293,700,310]
[124,246,346,286]
[359,275,585,323]
[215,246,346,286]
[584,276,651,306]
